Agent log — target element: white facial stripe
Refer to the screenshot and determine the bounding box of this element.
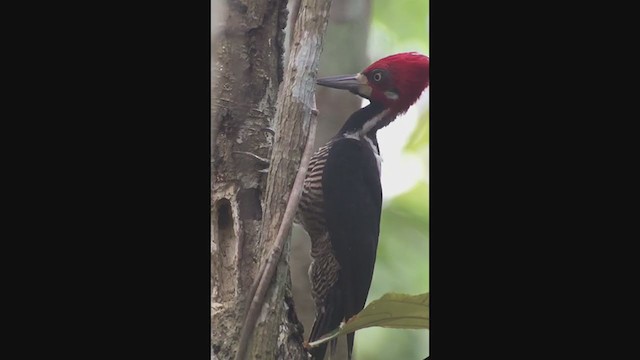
[343,132,359,140]
[360,109,390,135]
[384,91,398,100]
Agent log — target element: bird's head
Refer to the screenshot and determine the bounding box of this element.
[317,52,429,115]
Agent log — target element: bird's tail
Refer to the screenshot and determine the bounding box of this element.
[308,291,344,360]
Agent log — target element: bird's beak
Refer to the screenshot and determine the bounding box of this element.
[316,73,372,98]
[317,74,360,91]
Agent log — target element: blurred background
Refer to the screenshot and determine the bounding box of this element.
[213,0,429,358]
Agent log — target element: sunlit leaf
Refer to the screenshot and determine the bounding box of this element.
[341,292,429,334]
[308,293,429,349]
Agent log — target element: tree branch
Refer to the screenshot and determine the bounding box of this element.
[234,0,333,358]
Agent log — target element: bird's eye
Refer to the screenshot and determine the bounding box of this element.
[373,72,383,82]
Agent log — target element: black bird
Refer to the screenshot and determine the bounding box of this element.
[297,52,430,359]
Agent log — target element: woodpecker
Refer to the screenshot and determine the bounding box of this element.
[297,52,430,359]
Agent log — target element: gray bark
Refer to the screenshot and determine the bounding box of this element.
[211,0,289,358]
[212,0,333,358]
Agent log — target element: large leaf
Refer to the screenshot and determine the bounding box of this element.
[308,292,429,348]
[342,292,429,333]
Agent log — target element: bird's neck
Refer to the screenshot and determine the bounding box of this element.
[337,102,397,140]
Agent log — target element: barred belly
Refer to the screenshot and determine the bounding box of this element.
[297,140,341,307]
[297,141,333,243]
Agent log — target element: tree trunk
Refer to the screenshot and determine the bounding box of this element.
[211,0,289,358]
[211,0,332,358]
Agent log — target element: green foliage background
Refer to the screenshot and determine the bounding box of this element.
[354,0,429,358]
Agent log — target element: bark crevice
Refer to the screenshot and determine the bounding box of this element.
[212,0,332,358]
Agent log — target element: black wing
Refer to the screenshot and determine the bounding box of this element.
[322,137,382,355]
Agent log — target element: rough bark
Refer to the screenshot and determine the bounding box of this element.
[211,0,288,358]
[212,0,333,359]
[246,0,333,358]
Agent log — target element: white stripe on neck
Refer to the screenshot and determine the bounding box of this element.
[358,109,390,136]
[342,134,382,176]
[364,136,382,175]
[342,109,389,176]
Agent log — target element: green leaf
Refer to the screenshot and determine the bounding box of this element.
[341,292,429,334]
[308,292,429,350]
